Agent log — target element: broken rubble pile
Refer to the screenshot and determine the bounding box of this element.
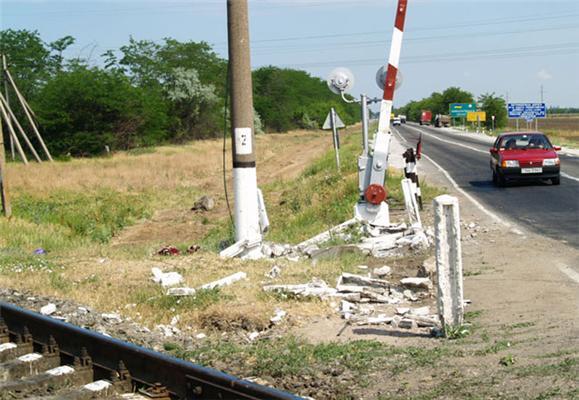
[263,271,440,330]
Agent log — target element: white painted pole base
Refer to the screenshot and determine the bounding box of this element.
[354,201,390,227]
[221,167,262,259]
[433,195,464,332]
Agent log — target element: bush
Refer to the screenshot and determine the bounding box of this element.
[32,65,169,156]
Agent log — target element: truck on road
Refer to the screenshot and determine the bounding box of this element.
[434,114,451,128]
[420,110,432,125]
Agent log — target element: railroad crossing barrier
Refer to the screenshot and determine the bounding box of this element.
[433,195,464,333]
[401,178,421,228]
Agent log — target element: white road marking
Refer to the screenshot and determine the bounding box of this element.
[559,265,579,284]
[561,172,579,182]
[406,125,488,154]
[392,127,511,228]
[406,125,579,182]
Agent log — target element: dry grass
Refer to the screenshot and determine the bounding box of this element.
[507,115,579,147]
[0,128,368,333]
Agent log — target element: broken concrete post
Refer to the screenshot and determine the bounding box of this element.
[200,271,247,290]
[433,195,464,333]
[401,178,422,228]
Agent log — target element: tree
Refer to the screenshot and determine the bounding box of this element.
[165,67,218,139]
[478,93,507,129]
[0,29,75,98]
[32,66,169,156]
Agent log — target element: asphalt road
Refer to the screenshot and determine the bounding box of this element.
[393,123,579,248]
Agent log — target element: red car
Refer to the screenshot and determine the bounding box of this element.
[489,132,561,186]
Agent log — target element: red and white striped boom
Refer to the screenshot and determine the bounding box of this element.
[377,0,408,134]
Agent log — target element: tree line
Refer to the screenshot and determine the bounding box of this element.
[0,29,359,157]
[395,86,508,129]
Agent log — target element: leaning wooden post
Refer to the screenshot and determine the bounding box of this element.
[0,99,28,164]
[1,55,15,161]
[5,68,53,161]
[0,111,11,217]
[433,195,464,334]
[0,92,42,162]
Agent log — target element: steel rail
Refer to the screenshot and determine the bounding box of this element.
[0,301,302,400]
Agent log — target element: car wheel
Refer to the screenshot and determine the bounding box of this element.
[552,176,560,185]
[492,171,498,186]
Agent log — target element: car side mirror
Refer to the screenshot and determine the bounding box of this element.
[553,146,561,151]
[489,148,498,154]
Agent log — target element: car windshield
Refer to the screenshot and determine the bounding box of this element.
[498,134,552,150]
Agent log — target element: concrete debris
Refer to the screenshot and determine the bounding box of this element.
[192,195,215,211]
[357,265,369,270]
[265,265,282,279]
[297,218,358,249]
[403,289,418,302]
[101,313,122,324]
[407,315,440,327]
[417,256,436,278]
[301,244,320,257]
[408,306,430,317]
[40,303,57,316]
[338,273,390,291]
[396,307,410,315]
[396,230,430,250]
[248,331,260,341]
[166,287,196,297]
[200,271,247,290]
[373,265,392,277]
[270,309,287,325]
[398,318,418,329]
[357,233,402,257]
[77,307,89,315]
[309,245,364,260]
[195,333,207,340]
[400,277,432,290]
[170,316,180,326]
[263,278,337,299]
[353,314,393,326]
[156,324,180,337]
[151,267,184,287]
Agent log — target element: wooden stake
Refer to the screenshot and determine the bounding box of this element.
[5,68,52,161]
[0,100,28,165]
[1,55,15,161]
[0,110,12,217]
[0,92,42,162]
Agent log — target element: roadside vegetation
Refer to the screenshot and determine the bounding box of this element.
[1,29,359,158]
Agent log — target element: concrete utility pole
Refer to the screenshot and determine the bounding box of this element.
[226,0,262,254]
[0,111,11,217]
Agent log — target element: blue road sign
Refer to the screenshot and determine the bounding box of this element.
[450,103,477,117]
[508,103,546,121]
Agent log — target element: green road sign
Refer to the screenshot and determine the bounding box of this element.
[450,103,477,117]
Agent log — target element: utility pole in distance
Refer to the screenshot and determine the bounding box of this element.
[226,0,262,256]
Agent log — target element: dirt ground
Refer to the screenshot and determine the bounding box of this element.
[1,126,577,399]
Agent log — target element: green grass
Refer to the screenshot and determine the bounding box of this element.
[165,337,455,381]
[202,130,441,249]
[12,189,152,244]
[131,287,231,311]
[513,357,578,378]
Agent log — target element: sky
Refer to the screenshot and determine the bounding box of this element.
[1,0,579,107]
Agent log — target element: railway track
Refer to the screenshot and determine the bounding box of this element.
[0,301,302,399]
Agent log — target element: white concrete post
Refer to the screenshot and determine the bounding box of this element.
[433,195,464,332]
[401,178,421,228]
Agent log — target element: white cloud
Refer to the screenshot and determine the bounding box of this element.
[537,69,553,80]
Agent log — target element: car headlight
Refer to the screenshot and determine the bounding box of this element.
[501,160,519,168]
[543,158,559,166]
